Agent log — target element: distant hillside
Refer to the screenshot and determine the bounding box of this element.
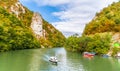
[42,20,65,47]
[65,1,120,56]
[83,2,120,35]
[0,0,65,52]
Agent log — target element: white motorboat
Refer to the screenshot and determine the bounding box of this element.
[49,56,58,64]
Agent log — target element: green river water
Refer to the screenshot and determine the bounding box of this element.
[0,48,120,71]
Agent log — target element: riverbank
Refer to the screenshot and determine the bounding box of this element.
[64,32,120,56]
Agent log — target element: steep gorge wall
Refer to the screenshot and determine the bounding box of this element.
[1,0,44,38]
[0,0,65,48]
[31,12,44,38]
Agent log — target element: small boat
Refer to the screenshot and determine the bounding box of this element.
[83,52,95,57]
[83,52,95,59]
[102,54,109,58]
[49,56,58,64]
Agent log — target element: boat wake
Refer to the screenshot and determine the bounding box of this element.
[43,55,50,62]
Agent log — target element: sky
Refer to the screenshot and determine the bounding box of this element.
[19,0,119,37]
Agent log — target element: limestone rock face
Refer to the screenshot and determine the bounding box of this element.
[10,1,25,17]
[31,12,43,38]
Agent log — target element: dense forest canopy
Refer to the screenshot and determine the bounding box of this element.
[65,33,111,55]
[0,7,40,51]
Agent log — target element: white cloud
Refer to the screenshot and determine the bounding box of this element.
[51,0,119,37]
[19,0,119,37]
[33,0,71,6]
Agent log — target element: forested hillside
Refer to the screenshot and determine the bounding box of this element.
[83,2,120,35]
[0,0,65,52]
[0,7,40,51]
[42,20,65,47]
[65,1,120,56]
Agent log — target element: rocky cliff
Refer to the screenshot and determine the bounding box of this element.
[31,12,43,38]
[10,1,25,17]
[0,0,65,50]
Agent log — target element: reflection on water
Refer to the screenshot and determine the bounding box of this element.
[118,58,120,63]
[29,49,41,71]
[0,48,120,71]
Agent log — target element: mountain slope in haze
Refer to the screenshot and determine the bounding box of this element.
[0,0,65,51]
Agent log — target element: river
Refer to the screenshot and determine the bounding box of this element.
[0,48,120,71]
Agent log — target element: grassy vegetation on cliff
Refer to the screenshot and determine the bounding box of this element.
[0,7,40,52]
[0,0,33,27]
[41,20,66,47]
